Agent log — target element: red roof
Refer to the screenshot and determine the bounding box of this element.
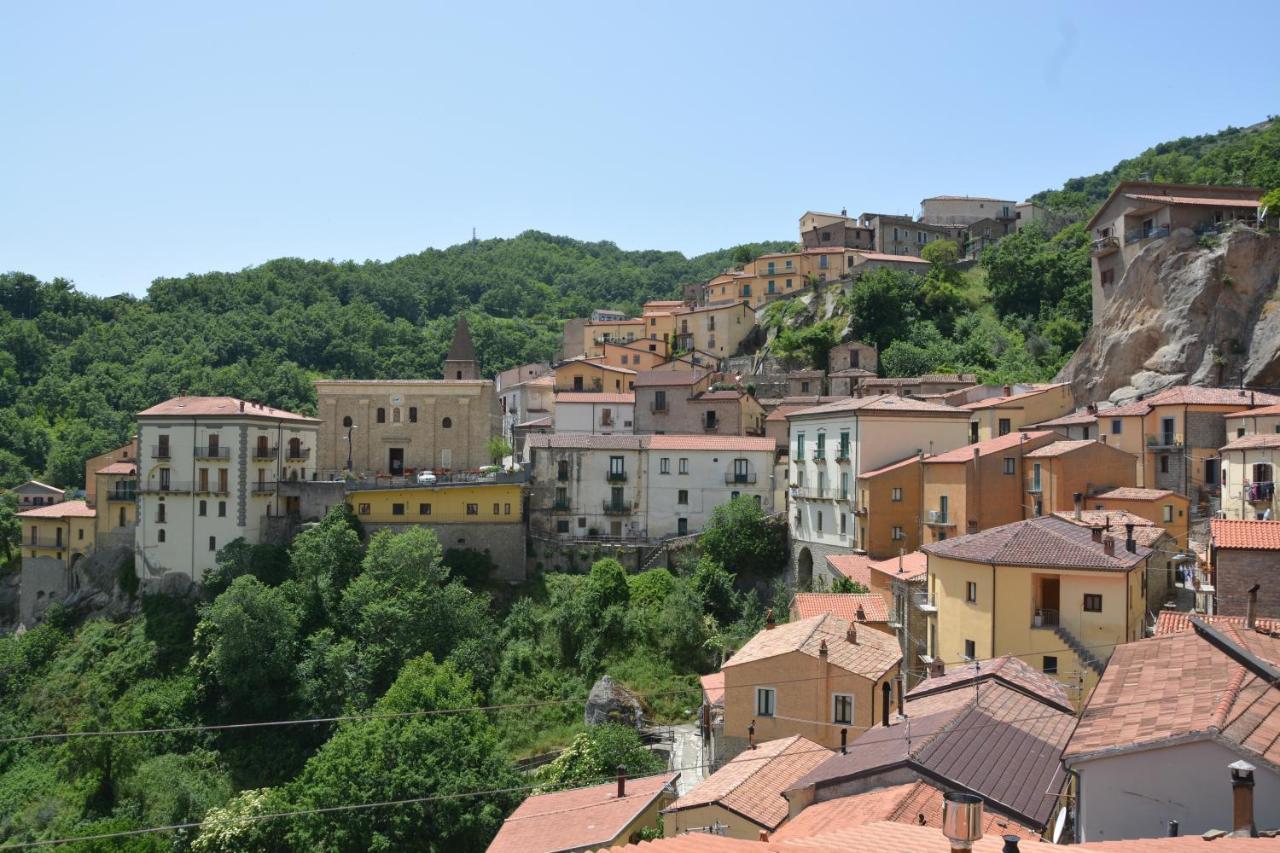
[17,499,95,519]
[923,515,1149,570]
[554,392,634,404]
[868,551,928,582]
[700,672,725,707]
[95,462,137,475]
[788,395,967,419]
[825,554,874,587]
[722,614,901,680]
[859,454,920,478]
[1221,433,1280,451]
[851,251,931,264]
[1230,401,1280,417]
[488,772,678,853]
[1125,192,1260,208]
[633,369,712,388]
[1095,487,1178,502]
[137,396,317,422]
[1153,610,1280,636]
[1212,518,1280,550]
[791,593,889,623]
[1023,439,1116,458]
[925,430,1054,464]
[960,384,1068,410]
[906,655,1073,712]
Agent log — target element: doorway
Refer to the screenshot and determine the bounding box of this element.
[388,448,404,476]
[1036,576,1060,627]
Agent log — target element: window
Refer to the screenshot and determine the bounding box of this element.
[208,536,217,552]
[654,390,667,411]
[557,460,570,481]
[419,503,432,515]
[819,255,828,269]
[609,456,625,477]
[832,694,853,725]
[1162,504,1173,522]
[466,504,479,515]
[343,415,353,428]
[756,687,776,717]
[1238,427,1247,438]
[409,407,418,423]
[817,511,823,532]
[493,503,500,515]
[1110,418,1122,435]
[660,457,670,474]
[1043,656,1058,675]
[786,278,793,289]
[157,502,166,523]
[218,469,228,493]
[158,529,165,543]
[556,519,570,533]
[1003,458,1016,475]
[504,503,511,515]
[1205,459,1219,485]
[838,431,850,459]
[377,407,386,424]
[840,514,847,535]
[800,381,810,393]
[218,501,226,517]
[840,472,849,499]
[1083,594,1103,612]
[816,433,826,458]
[892,525,905,540]
[966,581,977,603]
[678,458,689,475]
[891,487,903,502]
[357,503,371,515]
[78,528,84,541]
[964,639,976,660]
[392,407,401,423]
[392,503,405,516]
[677,489,688,504]
[998,418,1012,436]
[1159,455,1169,474]
[442,417,452,429]
[796,433,805,459]
[198,500,207,517]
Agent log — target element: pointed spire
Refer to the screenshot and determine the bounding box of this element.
[443,315,479,380]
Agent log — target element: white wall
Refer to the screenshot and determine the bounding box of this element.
[553,401,635,435]
[1075,739,1280,841]
[646,449,773,536]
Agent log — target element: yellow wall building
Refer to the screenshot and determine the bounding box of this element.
[961,384,1074,443]
[84,440,137,508]
[672,301,755,360]
[922,515,1148,702]
[93,461,138,537]
[1091,487,1191,551]
[856,455,922,559]
[1022,439,1138,518]
[18,500,96,566]
[552,358,637,394]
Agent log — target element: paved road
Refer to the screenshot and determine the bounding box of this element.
[669,723,705,795]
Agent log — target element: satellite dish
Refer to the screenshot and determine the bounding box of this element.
[1052,805,1068,844]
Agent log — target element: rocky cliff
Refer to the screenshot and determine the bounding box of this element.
[1058,226,1280,403]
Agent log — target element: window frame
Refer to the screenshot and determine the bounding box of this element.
[965,581,977,603]
[1083,593,1103,613]
[832,693,854,725]
[755,687,776,717]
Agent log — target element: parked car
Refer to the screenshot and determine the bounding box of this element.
[416,470,437,485]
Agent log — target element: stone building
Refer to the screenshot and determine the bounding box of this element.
[1209,518,1280,619]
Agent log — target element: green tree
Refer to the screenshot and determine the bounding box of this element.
[831,577,870,593]
[844,268,920,351]
[773,320,839,370]
[699,497,786,581]
[0,491,21,563]
[486,435,513,465]
[535,723,664,790]
[286,505,364,628]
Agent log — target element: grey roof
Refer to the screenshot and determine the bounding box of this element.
[445,316,477,363]
[922,515,1150,570]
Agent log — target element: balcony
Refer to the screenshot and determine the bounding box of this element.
[602,500,630,515]
[1032,608,1059,628]
[253,446,279,460]
[725,472,757,485]
[923,510,954,527]
[836,451,850,463]
[195,483,232,496]
[194,446,231,460]
[1026,478,1043,494]
[1146,433,1183,449]
[285,447,311,461]
[25,536,72,549]
[138,482,191,494]
[606,471,628,483]
[1090,235,1119,255]
[250,481,276,495]
[853,506,868,517]
[913,592,938,613]
[792,487,829,500]
[1125,225,1170,244]
[105,489,136,502]
[151,445,171,459]
[552,498,572,511]
[703,423,719,433]
[1248,482,1276,504]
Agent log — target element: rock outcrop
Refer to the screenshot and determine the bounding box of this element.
[583,675,646,729]
[1058,226,1280,403]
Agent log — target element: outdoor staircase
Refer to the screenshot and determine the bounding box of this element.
[1052,625,1106,677]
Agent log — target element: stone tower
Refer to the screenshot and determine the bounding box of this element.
[443,315,480,380]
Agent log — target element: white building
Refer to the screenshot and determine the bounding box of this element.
[524,434,775,541]
[552,392,635,435]
[11,480,65,509]
[496,363,553,443]
[135,396,320,585]
[785,395,971,586]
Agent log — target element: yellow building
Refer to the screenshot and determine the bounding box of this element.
[593,340,670,372]
[961,383,1074,443]
[1021,439,1138,518]
[83,439,137,508]
[17,499,96,566]
[93,461,138,537]
[581,317,645,353]
[855,454,923,559]
[922,515,1149,702]
[1090,487,1191,550]
[672,301,755,359]
[552,357,637,393]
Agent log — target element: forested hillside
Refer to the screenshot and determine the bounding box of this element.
[0,235,791,489]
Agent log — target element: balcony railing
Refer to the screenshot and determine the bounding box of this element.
[602,500,630,515]
[1125,225,1171,244]
[151,445,171,459]
[25,536,72,549]
[606,471,627,483]
[253,446,279,460]
[1026,478,1043,494]
[285,447,311,461]
[139,482,190,494]
[703,423,719,433]
[649,402,668,413]
[914,592,938,613]
[552,498,572,511]
[924,510,953,526]
[725,472,757,485]
[194,446,231,460]
[1090,235,1119,254]
[195,483,232,495]
[250,481,276,495]
[1146,433,1183,449]
[792,487,829,499]
[105,489,136,502]
[1032,608,1059,628]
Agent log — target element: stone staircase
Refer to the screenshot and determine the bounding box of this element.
[1053,624,1106,676]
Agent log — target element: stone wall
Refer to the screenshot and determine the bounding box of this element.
[363,521,527,583]
[19,557,68,626]
[1215,549,1280,619]
[790,538,852,589]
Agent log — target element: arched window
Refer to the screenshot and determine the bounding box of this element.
[393,407,401,423]
[442,417,453,429]
[376,408,386,424]
[343,415,352,428]
[408,407,418,423]
[158,529,166,543]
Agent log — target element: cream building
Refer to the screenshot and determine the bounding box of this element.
[552,392,635,434]
[135,396,320,585]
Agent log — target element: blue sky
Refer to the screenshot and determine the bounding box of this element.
[2,2,1277,297]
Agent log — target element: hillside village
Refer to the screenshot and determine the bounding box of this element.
[5,181,1280,851]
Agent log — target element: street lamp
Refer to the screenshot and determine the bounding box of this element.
[345,425,357,471]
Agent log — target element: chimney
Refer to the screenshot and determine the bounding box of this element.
[1104,514,1111,531]
[847,624,858,645]
[748,720,756,750]
[758,830,770,842]
[818,639,828,658]
[1091,526,1103,543]
[928,659,945,678]
[1002,836,1021,853]
[1246,584,1260,630]
[840,727,847,755]
[1002,384,1012,397]
[239,401,245,412]
[856,605,866,621]
[765,608,776,630]
[1230,760,1258,837]
[1073,492,1083,521]
[1103,537,1116,556]
[616,765,626,798]
[898,549,906,574]
[942,792,984,852]
[1087,403,1097,415]
[882,681,891,727]
[1125,523,1136,553]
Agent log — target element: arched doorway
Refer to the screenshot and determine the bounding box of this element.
[797,547,814,590]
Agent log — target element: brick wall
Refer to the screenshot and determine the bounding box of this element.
[1215,549,1280,619]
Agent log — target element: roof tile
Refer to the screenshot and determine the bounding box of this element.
[1212,519,1280,550]
[17,499,95,519]
[923,515,1150,570]
[791,593,890,623]
[722,614,901,680]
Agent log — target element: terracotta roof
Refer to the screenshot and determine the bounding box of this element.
[700,672,725,707]
[722,614,901,680]
[1124,192,1261,208]
[906,655,1073,713]
[556,357,638,375]
[1127,385,1280,409]
[1052,511,1169,548]
[487,772,678,853]
[663,736,830,830]
[648,435,775,452]
[792,679,1073,828]
[771,781,1041,842]
[1063,625,1280,767]
[827,367,875,378]
[632,369,712,387]
[526,434,647,450]
[554,392,635,404]
[924,431,1055,464]
[924,195,1015,203]
[868,551,928,582]
[922,515,1150,570]
[825,554,874,587]
[788,395,968,419]
[1029,409,1100,427]
[1212,519,1280,550]
[851,251,931,265]
[137,396,318,422]
[673,301,751,316]
[1153,610,1280,636]
[1230,402,1280,417]
[1094,487,1177,502]
[918,373,978,383]
[694,390,747,401]
[95,462,138,475]
[17,499,94,519]
[1023,439,1109,458]
[791,593,890,623]
[1222,433,1280,451]
[787,370,825,379]
[960,384,1068,410]
[858,454,920,478]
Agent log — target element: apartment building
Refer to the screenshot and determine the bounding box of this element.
[922,515,1150,699]
[1021,439,1138,518]
[134,396,320,584]
[1055,507,1178,609]
[846,251,933,276]
[594,340,669,371]
[1101,386,1280,512]
[497,371,553,446]
[11,480,63,509]
[858,213,961,258]
[798,209,875,251]
[552,357,637,394]
[83,439,137,507]
[787,396,971,585]
[524,433,774,541]
[1028,407,1099,440]
[552,392,634,434]
[92,461,137,537]
[920,430,1058,545]
[961,383,1074,442]
[1209,519,1280,619]
[633,370,765,437]
[1219,428,1280,520]
[826,340,878,390]
[672,301,754,359]
[854,454,923,559]
[920,195,1018,227]
[1091,486,1191,549]
[1087,182,1263,316]
[16,499,96,626]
